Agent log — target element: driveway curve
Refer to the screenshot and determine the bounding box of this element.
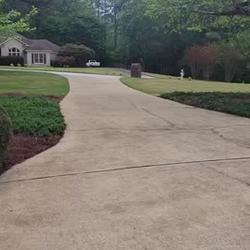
[0,73,250,250]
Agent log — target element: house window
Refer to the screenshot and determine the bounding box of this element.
[32,53,47,64]
[9,47,20,56]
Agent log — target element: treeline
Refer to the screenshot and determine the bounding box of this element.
[1,0,105,59]
[1,0,250,82]
[95,0,250,82]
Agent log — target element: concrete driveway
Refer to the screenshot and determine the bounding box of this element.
[0,73,250,250]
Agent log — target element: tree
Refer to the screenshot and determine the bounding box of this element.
[3,0,105,59]
[219,44,245,82]
[146,0,250,33]
[58,44,95,66]
[0,0,36,35]
[185,44,218,80]
[1,0,249,81]
[192,1,250,17]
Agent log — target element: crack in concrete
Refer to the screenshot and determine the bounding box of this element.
[123,96,176,128]
[207,166,250,187]
[140,107,176,128]
[66,125,250,137]
[1,156,250,186]
[210,128,250,149]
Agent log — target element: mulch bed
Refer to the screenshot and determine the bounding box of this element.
[0,134,61,175]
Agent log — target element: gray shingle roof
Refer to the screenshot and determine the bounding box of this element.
[22,38,60,52]
[0,34,60,52]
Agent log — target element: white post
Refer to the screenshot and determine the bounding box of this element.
[180,69,184,80]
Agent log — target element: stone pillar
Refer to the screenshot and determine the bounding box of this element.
[131,63,142,78]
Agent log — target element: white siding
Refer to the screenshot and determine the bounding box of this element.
[0,39,26,56]
[0,38,57,66]
[50,52,57,61]
[26,51,51,66]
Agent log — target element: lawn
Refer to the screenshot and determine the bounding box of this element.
[0,66,126,76]
[0,70,69,136]
[0,70,69,96]
[0,70,69,171]
[121,76,250,96]
[121,75,250,118]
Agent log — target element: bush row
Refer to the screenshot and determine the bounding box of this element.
[0,56,24,66]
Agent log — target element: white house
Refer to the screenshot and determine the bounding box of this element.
[0,35,60,66]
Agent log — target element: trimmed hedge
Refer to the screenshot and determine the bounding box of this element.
[0,107,12,170]
[0,56,24,66]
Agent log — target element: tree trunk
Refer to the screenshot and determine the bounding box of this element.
[113,5,118,49]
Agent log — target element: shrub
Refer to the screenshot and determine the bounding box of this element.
[52,56,76,67]
[184,44,218,80]
[58,44,95,66]
[0,107,12,170]
[0,56,24,66]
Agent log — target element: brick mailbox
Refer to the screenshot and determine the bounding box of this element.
[131,63,142,78]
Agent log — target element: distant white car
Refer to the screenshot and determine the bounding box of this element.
[86,60,101,67]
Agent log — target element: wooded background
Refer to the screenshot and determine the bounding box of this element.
[1,0,250,82]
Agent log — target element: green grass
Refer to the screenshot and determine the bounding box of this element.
[0,66,126,76]
[0,96,65,136]
[121,76,250,96]
[122,75,250,117]
[0,70,69,136]
[0,70,69,96]
[161,92,250,118]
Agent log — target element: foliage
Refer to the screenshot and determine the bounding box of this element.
[0,56,24,66]
[218,44,246,82]
[0,0,37,35]
[52,56,76,67]
[161,92,250,118]
[58,44,95,66]
[0,96,65,136]
[0,106,12,169]
[0,71,69,96]
[227,30,250,59]
[146,0,250,33]
[184,43,219,80]
[101,0,250,78]
[1,0,249,80]
[2,0,105,59]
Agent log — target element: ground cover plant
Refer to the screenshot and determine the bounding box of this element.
[0,70,69,174]
[161,92,250,118]
[122,76,250,118]
[0,96,65,136]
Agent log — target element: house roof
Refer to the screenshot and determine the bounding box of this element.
[24,38,60,52]
[0,34,60,52]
